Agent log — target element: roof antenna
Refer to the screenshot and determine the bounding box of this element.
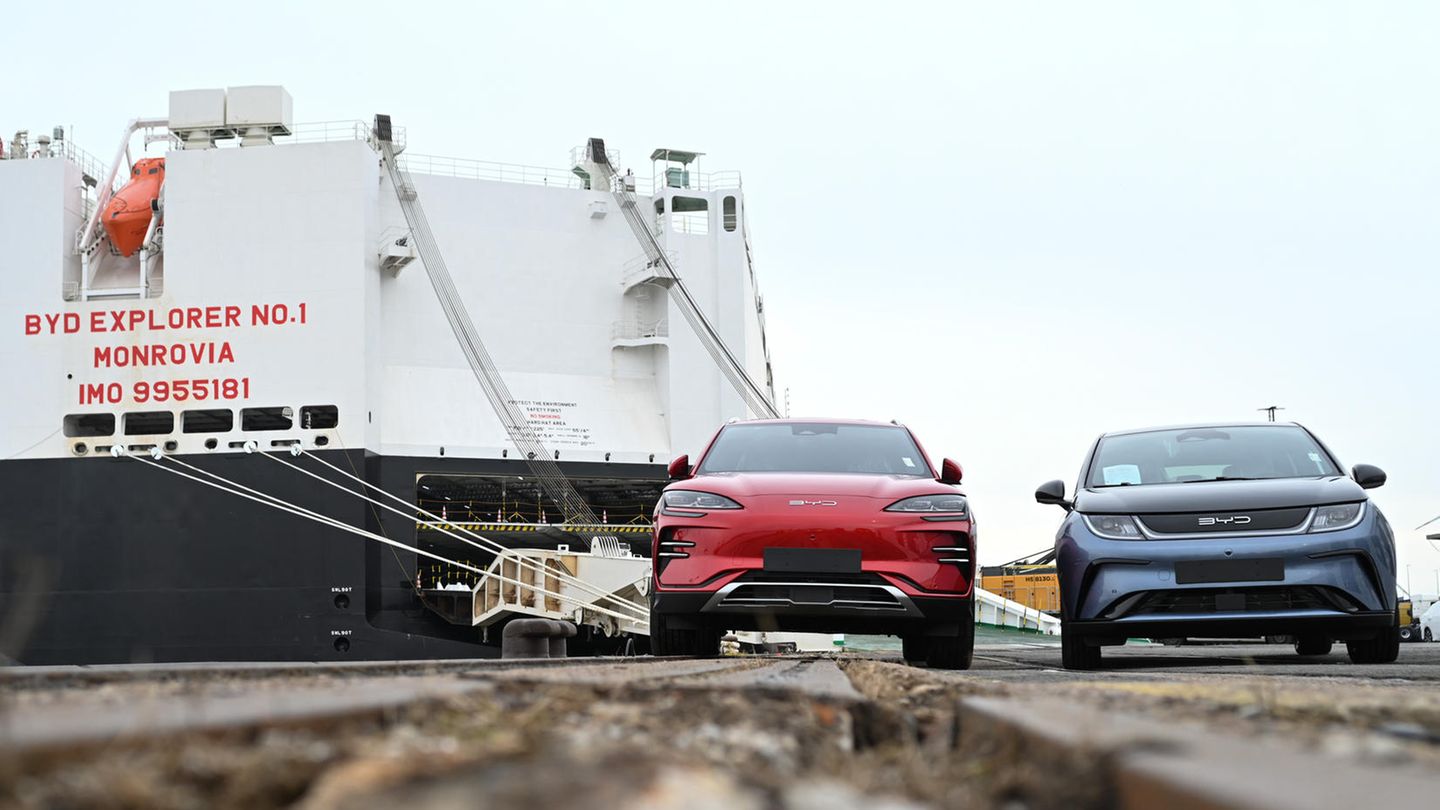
[1257,405,1284,422]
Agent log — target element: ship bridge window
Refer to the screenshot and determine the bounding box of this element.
[241,406,293,431]
[124,411,174,435]
[723,196,737,231]
[183,409,233,433]
[670,196,709,235]
[64,413,115,437]
[300,405,339,430]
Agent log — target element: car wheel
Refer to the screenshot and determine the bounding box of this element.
[1293,636,1332,656]
[1426,628,1433,642]
[925,600,976,670]
[901,634,930,664]
[1399,625,1415,642]
[1346,625,1401,664]
[649,611,721,657]
[1060,619,1102,670]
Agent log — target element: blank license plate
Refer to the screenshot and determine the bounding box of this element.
[763,548,861,574]
[1174,558,1284,585]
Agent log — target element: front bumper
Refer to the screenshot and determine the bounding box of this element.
[1056,508,1396,639]
[650,582,973,634]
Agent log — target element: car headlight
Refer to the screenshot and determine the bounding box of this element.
[662,490,742,510]
[1311,502,1364,532]
[885,494,968,513]
[1083,514,1144,540]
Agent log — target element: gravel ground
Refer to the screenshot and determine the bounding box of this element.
[2,646,1438,809]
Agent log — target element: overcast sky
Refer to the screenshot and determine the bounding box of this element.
[9,1,1439,591]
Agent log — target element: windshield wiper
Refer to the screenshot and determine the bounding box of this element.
[1181,476,1260,483]
[1091,482,1136,488]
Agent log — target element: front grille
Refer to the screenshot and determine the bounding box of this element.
[1106,586,1358,618]
[1140,507,1311,535]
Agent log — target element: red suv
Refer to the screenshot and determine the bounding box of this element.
[649,419,975,668]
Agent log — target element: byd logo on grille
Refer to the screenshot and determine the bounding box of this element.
[789,500,838,507]
[1197,515,1251,526]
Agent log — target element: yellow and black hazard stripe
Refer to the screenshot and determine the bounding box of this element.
[417,521,652,534]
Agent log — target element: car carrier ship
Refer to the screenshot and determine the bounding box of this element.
[0,85,780,664]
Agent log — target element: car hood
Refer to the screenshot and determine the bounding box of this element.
[674,472,953,500]
[1074,476,1366,514]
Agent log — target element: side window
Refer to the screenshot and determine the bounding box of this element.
[64,413,115,437]
[300,405,339,429]
[670,196,709,235]
[241,407,294,431]
[183,409,233,433]
[723,196,737,231]
[124,411,174,435]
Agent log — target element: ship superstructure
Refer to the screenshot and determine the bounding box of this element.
[0,86,775,663]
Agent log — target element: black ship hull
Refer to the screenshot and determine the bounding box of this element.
[0,450,662,665]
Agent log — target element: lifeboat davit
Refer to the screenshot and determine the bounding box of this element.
[102,157,165,257]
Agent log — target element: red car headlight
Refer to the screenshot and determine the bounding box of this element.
[885,494,968,514]
[663,490,743,510]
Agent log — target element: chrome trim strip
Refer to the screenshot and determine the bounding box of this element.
[1133,508,1317,540]
[657,551,689,558]
[700,581,923,617]
[937,557,970,564]
[930,546,968,552]
[659,540,696,547]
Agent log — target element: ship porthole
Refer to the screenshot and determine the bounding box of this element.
[315,435,330,447]
[204,438,218,450]
[163,440,178,453]
[73,442,88,456]
[334,593,350,610]
[334,637,351,653]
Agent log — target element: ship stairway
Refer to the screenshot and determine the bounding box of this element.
[372,115,605,532]
[583,138,779,419]
[421,547,649,638]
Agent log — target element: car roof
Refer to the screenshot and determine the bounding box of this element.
[1100,421,1307,438]
[725,417,904,428]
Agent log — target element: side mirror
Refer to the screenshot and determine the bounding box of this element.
[1352,463,1386,489]
[939,458,963,485]
[1035,479,1073,512]
[667,454,692,480]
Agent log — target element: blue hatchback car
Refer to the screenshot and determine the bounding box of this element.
[1036,423,1398,670]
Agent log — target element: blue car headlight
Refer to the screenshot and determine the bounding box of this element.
[1083,514,1144,539]
[886,494,968,514]
[1311,502,1364,532]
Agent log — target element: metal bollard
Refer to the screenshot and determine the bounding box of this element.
[501,618,556,659]
[548,620,578,659]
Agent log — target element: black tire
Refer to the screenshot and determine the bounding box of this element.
[1060,620,1102,670]
[1346,625,1401,664]
[901,634,930,664]
[925,600,976,670]
[1426,628,1433,642]
[1399,625,1415,642]
[649,611,721,657]
[1293,636,1332,656]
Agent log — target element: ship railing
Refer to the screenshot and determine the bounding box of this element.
[569,144,623,172]
[280,119,408,152]
[607,169,743,196]
[400,152,586,189]
[12,139,109,189]
[611,318,670,341]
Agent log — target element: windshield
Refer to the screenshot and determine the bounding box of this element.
[1087,426,1339,487]
[697,423,932,476]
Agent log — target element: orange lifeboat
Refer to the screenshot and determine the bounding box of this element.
[102,157,164,257]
